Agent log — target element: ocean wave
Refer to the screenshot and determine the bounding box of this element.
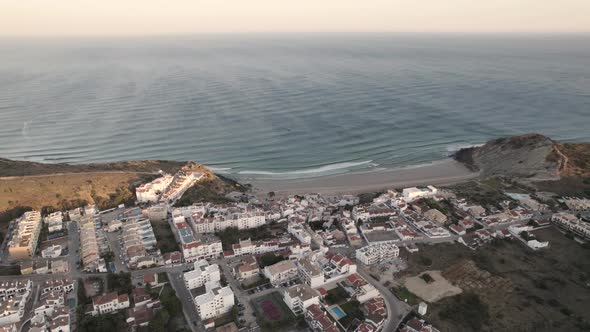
[209,167,233,173]
[237,160,377,179]
[445,143,485,153]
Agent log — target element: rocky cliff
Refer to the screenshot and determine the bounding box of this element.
[454,133,590,180]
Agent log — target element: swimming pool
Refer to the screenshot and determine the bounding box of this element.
[331,306,347,319]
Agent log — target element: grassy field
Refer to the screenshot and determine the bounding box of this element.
[390,286,422,306]
[401,227,590,332]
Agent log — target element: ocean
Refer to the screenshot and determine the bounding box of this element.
[0,34,589,180]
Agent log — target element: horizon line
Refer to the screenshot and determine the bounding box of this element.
[1,31,590,39]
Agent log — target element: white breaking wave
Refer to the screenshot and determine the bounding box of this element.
[445,142,485,153]
[22,120,32,139]
[208,167,232,173]
[238,160,376,177]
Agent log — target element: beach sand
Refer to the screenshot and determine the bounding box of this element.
[247,159,478,196]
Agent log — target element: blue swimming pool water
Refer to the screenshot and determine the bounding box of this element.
[332,306,347,319]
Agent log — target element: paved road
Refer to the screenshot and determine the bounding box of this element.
[357,267,410,332]
[168,271,202,332]
[215,258,260,329]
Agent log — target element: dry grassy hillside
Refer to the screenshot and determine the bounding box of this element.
[549,142,590,178]
[0,159,247,215]
[0,158,186,177]
[0,172,148,212]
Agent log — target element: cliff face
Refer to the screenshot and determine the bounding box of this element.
[454,134,562,180]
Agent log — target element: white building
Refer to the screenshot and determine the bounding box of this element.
[283,284,320,315]
[182,239,223,262]
[0,281,32,300]
[423,209,447,224]
[287,223,312,244]
[147,205,168,222]
[107,220,123,232]
[41,245,62,259]
[91,292,130,315]
[160,168,203,202]
[355,243,400,266]
[402,186,437,201]
[235,256,259,280]
[136,174,174,203]
[194,281,235,320]
[0,280,32,326]
[0,290,31,326]
[40,279,74,295]
[184,260,221,289]
[44,212,64,233]
[552,212,590,239]
[264,260,298,286]
[564,197,590,211]
[191,207,266,233]
[346,274,379,303]
[296,256,325,288]
[8,211,42,260]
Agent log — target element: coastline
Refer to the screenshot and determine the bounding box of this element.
[246,158,478,196]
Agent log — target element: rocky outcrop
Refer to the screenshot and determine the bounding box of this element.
[453,133,561,180]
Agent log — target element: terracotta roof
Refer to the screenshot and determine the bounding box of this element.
[94,291,118,305]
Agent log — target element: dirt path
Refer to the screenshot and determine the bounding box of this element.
[553,144,569,174]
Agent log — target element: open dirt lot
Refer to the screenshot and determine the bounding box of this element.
[399,227,590,332]
[404,271,462,303]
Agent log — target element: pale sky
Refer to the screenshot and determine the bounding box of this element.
[1,0,590,36]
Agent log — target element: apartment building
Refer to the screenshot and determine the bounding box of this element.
[184,260,221,289]
[356,243,400,266]
[194,281,235,320]
[230,238,280,257]
[182,238,223,262]
[79,216,101,272]
[264,260,298,286]
[8,211,42,260]
[296,256,325,288]
[552,212,590,239]
[135,174,174,203]
[160,168,203,202]
[121,218,160,267]
[283,284,320,315]
[191,207,266,233]
[287,223,312,244]
[44,211,64,233]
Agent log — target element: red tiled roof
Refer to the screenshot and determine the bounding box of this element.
[182,241,202,250]
[143,274,155,284]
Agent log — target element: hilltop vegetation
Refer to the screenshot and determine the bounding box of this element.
[0,158,186,177]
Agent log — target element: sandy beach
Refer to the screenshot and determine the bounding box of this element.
[247,159,478,196]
